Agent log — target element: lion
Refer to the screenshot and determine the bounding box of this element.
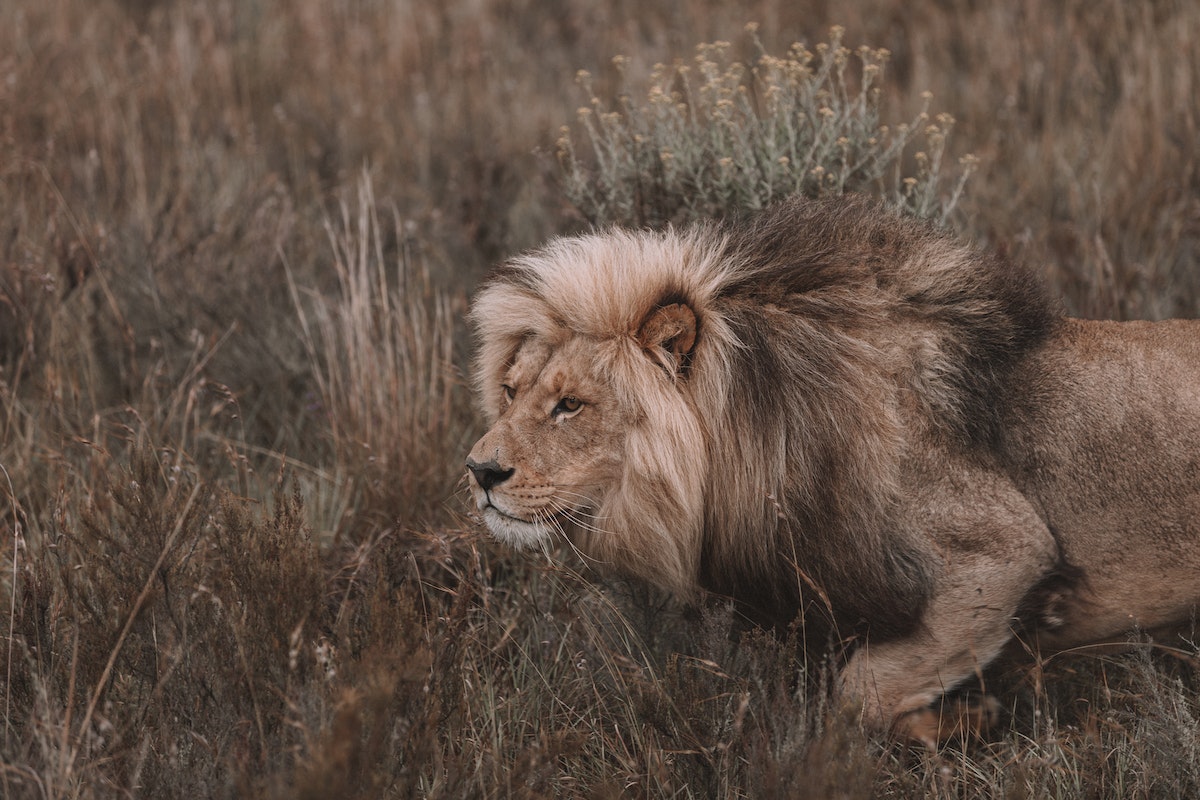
[464,194,1200,744]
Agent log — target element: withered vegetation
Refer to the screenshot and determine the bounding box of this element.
[2,1,1198,797]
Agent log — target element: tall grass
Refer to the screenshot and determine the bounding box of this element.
[290,175,470,537]
[2,0,1199,797]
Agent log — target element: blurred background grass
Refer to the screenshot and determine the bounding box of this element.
[1,0,1198,797]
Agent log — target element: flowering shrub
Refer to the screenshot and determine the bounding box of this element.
[558,26,975,227]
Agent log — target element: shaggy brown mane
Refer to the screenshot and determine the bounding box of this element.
[701,196,1060,636]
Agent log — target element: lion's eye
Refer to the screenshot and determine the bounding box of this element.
[553,396,583,417]
[501,384,516,404]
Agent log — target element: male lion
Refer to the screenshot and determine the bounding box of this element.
[464,194,1200,743]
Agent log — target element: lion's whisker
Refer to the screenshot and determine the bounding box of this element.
[546,498,613,537]
[535,505,605,565]
[547,490,611,521]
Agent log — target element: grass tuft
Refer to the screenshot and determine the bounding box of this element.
[290,174,472,537]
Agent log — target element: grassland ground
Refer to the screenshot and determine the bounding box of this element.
[2,0,1198,797]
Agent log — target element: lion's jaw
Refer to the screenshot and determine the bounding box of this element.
[467,452,610,553]
[475,504,559,550]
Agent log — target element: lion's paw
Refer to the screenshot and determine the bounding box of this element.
[894,694,1000,749]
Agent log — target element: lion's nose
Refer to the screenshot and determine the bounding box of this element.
[466,458,515,491]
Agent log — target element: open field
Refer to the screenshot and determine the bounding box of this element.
[2,0,1198,796]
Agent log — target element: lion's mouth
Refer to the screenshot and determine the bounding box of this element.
[473,488,531,523]
[482,501,530,525]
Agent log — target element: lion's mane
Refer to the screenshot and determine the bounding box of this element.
[470,195,1060,641]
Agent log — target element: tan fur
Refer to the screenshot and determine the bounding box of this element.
[465,195,1200,740]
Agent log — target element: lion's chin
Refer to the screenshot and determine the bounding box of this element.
[480,506,555,551]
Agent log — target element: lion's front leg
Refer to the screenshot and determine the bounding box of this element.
[843,641,1006,747]
[839,619,1010,747]
[839,462,1060,746]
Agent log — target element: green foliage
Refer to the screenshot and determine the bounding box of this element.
[558,26,975,228]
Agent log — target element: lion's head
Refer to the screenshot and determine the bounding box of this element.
[465,229,728,596]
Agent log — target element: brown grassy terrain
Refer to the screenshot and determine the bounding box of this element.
[2,0,1198,797]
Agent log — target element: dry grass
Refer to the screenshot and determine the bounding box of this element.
[289,174,470,537]
[3,0,1199,797]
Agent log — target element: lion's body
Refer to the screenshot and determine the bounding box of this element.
[466,195,1200,740]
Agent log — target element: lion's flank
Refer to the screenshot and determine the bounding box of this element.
[471,194,1060,641]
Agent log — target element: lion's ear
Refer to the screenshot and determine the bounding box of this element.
[638,302,698,378]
